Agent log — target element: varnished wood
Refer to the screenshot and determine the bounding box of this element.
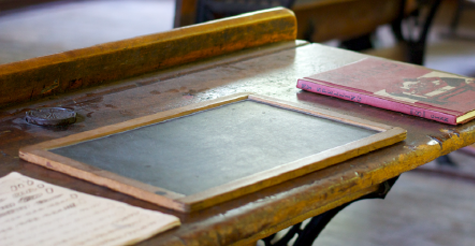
[1,10,474,243]
[173,0,422,64]
[174,0,199,27]
[19,93,405,212]
[317,169,475,246]
[234,184,381,246]
[174,0,417,42]
[292,0,416,42]
[2,40,471,245]
[0,7,296,109]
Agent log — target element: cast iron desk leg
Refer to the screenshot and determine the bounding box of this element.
[262,176,400,246]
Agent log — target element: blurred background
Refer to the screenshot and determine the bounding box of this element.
[1,0,475,245]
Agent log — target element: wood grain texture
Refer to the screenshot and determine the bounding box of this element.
[19,148,187,211]
[2,41,474,245]
[179,127,405,211]
[19,93,405,212]
[316,170,475,246]
[0,7,296,109]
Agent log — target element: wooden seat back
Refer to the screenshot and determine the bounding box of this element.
[293,0,441,65]
[293,0,409,42]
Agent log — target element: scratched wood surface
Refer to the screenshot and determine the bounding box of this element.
[0,17,474,245]
[2,41,474,245]
[19,94,405,212]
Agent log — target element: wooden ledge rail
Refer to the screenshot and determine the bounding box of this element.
[0,7,296,108]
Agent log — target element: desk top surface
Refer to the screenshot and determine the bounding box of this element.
[1,41,473,245]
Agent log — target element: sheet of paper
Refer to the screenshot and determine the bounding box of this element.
[0,172,180,246]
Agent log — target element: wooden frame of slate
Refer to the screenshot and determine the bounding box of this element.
[19,93,406,212]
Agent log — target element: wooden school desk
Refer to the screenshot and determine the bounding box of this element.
[1,8,474,246]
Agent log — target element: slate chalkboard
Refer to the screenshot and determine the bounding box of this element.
[20,94,406,212]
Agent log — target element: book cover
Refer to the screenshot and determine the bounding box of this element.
[296,57,475,125]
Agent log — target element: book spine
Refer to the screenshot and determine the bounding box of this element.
[297,79,457,125]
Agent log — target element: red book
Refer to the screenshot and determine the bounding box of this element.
[297,57,475,125]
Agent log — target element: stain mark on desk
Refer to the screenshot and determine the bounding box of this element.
[440,129,460,138]
[29,89,34,101]
[404,145,418,151]
[167,89,180,93]
[119,110,134,116]
[428,135,443,149]
[68,78,83,89]
[104,104,117,109]
[73,97,103,108]
[41,80,60,95]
